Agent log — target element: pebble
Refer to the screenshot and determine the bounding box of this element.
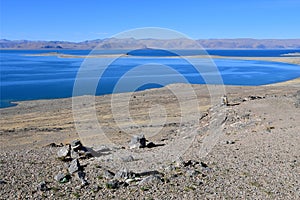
[37,181,47,191]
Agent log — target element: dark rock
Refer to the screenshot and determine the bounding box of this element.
[139,175,162,186]
[46,143,63,147]
[77,171,88,186]
[0,180,7,184]
[122,155,135,162]
[146,142,156,148]
[226,140,235,144]
[37,181,47,191]
[200,161,208,168]
[129,135,146,149]
[68,159,80,174]
[57,145,70,159]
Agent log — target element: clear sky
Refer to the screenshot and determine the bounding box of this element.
[1,0,299,41]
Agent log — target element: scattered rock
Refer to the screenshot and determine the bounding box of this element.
[129,134,146,149]
[57,145,70,159]
[0,180,7,184]
[68,159,80,174]
[139,175,162,186]
[37,181,47,191]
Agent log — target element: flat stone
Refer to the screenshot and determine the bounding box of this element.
[138,175,162,186]
[68,159,80,174]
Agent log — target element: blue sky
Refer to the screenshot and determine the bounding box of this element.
[1,0,299,41]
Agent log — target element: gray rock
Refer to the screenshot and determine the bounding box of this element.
[129,135,146,149]
[57,145,70,159]
[139,175,162,186]
[37,181,47,191]
[103,169,115,179]
[71,139,82,151]
[106,180,119,189]
[68,159,80,174]
[54,172,67,182]
[114,168,135,180]
[122,155,134,162]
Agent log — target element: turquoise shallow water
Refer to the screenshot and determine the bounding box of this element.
[1,49,300,108]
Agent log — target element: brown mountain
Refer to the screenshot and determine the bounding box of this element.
[1,38,300,49]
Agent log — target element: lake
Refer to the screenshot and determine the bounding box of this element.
[1,49,300,108]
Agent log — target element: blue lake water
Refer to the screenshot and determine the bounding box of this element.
[1,49,300,108]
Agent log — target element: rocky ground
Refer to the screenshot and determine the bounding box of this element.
[1,82,299,199]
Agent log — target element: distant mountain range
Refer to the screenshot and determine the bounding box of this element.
[1,38,300,49]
